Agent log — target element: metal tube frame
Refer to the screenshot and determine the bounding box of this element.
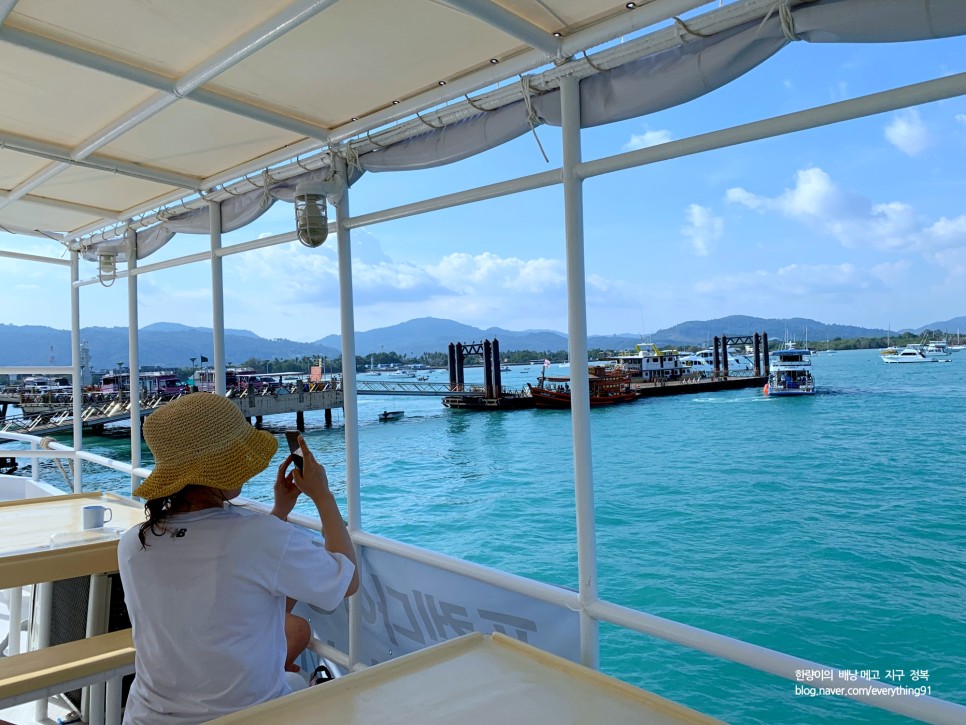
[126,228,141,493]
[5,55,966,724]
[209,200,226,396]
[71,250,83,492]
[559,73,599,669]
[332,157,363,669]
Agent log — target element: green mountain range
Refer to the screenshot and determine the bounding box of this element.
[1,315,963,369]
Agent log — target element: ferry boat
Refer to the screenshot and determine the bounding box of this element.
[528,366,636,408]
[2,2,965,724]
[765,345,815,396]
[606,343,683,383]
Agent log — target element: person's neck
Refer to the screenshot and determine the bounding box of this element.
[172,487,226,513]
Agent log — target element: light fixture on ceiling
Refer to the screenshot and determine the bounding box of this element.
[438,80,447,86]
[626,2,636,8]
[392,100,401,105]
[553,31,563,38]
[97,250,118,287]
[489,58,499,64]
[294,182,328,248]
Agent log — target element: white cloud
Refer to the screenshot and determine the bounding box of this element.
[681,204,723,256]
[884,109,930,156]
[622,126,673,152]
[956,113,966,125]
[726,167,966,254]
[869,260,910,287]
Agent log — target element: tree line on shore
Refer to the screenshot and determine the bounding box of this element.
[208,330,955,377]
[1,330,953,386]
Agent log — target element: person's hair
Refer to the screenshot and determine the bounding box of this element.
[138,489,192,548]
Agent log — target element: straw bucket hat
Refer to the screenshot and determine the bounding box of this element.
[133,392,278,500]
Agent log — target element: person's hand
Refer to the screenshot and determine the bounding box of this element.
[292,434,332,502]
[271,454,300,521]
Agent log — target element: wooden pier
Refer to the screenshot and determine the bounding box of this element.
[0,388,344,437]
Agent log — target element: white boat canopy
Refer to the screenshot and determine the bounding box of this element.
[2,0,965,257]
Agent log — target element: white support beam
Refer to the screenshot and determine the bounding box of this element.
[1,191,125,221]
[444,0,562,57]
[578,71,966,180]
[0,249,71,265]
[0,130,202,189]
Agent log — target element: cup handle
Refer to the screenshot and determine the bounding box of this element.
[104,508,113,523]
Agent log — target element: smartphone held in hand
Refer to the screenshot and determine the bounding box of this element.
[284,430,304,471]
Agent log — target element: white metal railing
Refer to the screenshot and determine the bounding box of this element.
[2,430,965,723]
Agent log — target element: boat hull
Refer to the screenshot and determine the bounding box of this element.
[527,386,637,409]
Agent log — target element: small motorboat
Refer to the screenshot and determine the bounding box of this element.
[378,410,404,421]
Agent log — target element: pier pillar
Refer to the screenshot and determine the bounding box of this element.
[713,337,721,378]
[721,335,730,377]
[762,332,770,375]
[448,343,457,390]
[324,409,332,427]
[0,402,6,420]
[492,338,502,397]
[483,339,493,399]
[255,416,263,429]
[753,333,761,376]
[455,343,465,391]
[296,410,305,431]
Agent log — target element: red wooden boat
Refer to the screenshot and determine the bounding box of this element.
[527,366,637,409]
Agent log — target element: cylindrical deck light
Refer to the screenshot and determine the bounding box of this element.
[294,182,328,247]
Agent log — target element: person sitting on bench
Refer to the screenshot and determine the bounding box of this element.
[118,393,359,724]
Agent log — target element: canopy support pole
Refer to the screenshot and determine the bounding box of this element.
[333,156,363,669]
[560,73,599,670]
[126,227,142,493]
[71,250,84,493]
[210,201,226,395]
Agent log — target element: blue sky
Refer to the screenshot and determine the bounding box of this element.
[3,31,966,343]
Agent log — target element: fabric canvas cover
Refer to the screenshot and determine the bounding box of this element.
[78,0,966,261]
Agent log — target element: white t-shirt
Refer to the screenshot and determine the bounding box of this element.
[117,505,354,724]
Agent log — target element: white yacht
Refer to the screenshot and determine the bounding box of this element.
[766,345,815,396]
[2,2,964,724]
[695,347,755,372]
[922,340,952,359]
[881,346,941,364]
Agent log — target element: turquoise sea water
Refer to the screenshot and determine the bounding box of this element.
[18,350,966,723]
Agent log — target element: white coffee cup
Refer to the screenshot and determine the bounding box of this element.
[83,505,113,530]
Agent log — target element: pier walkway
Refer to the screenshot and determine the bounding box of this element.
[0,381,487,436]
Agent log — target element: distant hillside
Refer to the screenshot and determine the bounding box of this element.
[1,314,961,368]
[652,316,892,346]
[913,316,966,335]
[0,324,339,369]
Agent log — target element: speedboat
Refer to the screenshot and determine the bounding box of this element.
[2,2,965,724]
[881,346,940,363]
[922,340,952,359]
[378,410,404,422]
[765,345,815,396]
